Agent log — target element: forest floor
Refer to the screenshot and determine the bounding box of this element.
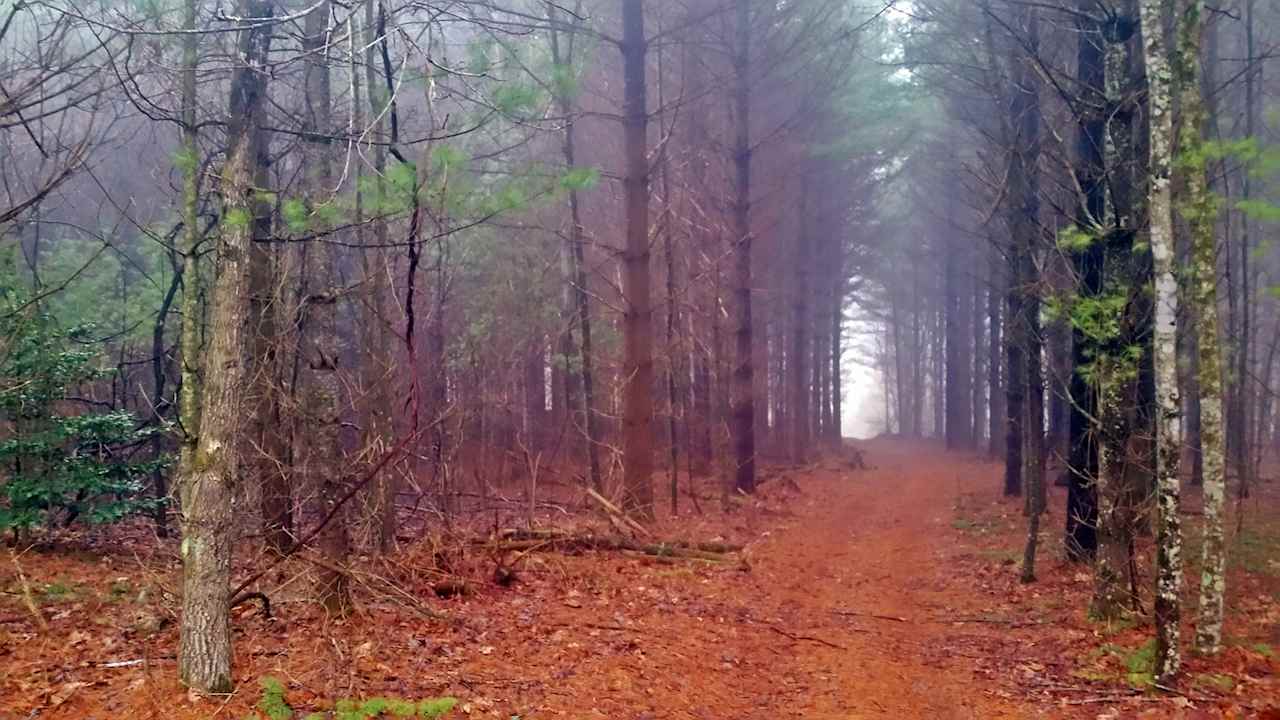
[2,439,1278,719]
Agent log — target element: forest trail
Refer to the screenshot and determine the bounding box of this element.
[696,439,1027,719]
[448,438,1035,719]
[4,440,1058,719]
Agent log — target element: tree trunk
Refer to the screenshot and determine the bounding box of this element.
[1004,5,1042,571]
[1003,260,1025,497]
[791,176,811,463]
[363,0,395,553]
[1176,0,1226,655]
[1139,0,1184,680]
[1064,1,1104,561]
[1090,2,1143,619]
[987,243,1003,457]
[830,282,843,440]
[177,0,202,515]
[945,233,970,451]
[731,0,757,493]
[620,0,655,517]
[178,0,274,692]
[251,64,289,553]
[301,1,350,616]
[972,257,987,451]
[1234,0,1256,501]
[548,7,603,491]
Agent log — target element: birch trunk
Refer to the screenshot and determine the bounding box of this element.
[1141,0,1184,681]
[1174,0,1227,655]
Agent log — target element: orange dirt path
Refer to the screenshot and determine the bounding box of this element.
[446,439,1031,719]
[708,440,1027,719]
[3,441,1049,718]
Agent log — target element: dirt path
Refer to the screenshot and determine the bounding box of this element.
[714,439,1027,719]
[7,440,1044,719]
[453,439,1031,719]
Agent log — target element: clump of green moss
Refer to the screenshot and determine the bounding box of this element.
[247,678,457,720]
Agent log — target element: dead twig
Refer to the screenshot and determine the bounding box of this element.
[9,550,48,633]
[585,487,652,538]
[766,625,847,650]
[934,616,1047,627]
[300,553,448,621]
[834,610,908,623]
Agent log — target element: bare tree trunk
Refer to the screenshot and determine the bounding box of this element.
[987,243,1003,457]
[945,241,971,451]
[731,0,756,493]
[301,1,349,616]
[1139,0,1184,681]
[1003,260,1025,497]
[830,279,843,440]
[251,59,289,553]
[791,178,811,462]
[177,0,202,512]
[1005,5,1042,574]
[890,270,909,435]
[363,0,395,553]
[1235,0,1256,501]
[548,6,603,491]
[178,0,273,692]
[620,0,654,517]
[972,258,987,451]
[658,88,681,513]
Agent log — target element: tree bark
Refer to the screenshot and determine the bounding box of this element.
[945,221,971,451]
[987,242,1003,457]
[972,256,987,451]
[731,0,757,494]
[300,1,350,616]
[362,0,395,553]
[791,174,811,463]
[620,0,655,517]
[1139,0,1184,681]
[1064,1,1105,562]
[251,52,289,553]
[1175,0,1226,655]
[178,0,274,693]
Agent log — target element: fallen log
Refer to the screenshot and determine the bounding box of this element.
[482,533,737,562]
[486,528,743,555]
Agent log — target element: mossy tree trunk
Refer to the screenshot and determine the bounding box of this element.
[1173,0,1227,656]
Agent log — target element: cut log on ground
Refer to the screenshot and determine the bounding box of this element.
[478,530,742,563]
